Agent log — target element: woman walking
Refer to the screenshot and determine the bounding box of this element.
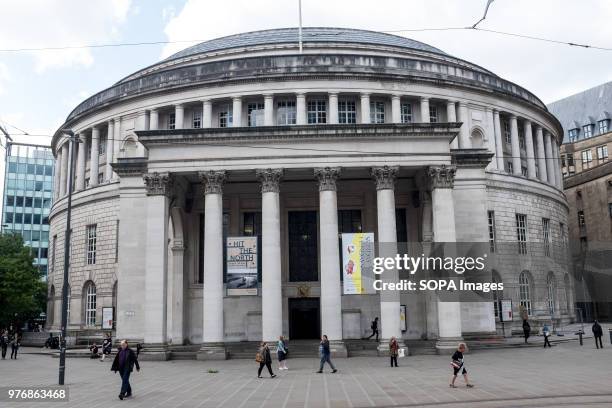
[389,336,399,367]
[277,336,288,370]
[256,342,276,378]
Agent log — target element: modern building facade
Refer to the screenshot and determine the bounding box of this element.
[548,83,612,320]
[1,142,54,277]
[46,28,571,357]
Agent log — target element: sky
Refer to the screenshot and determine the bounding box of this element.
[1,0,612,186]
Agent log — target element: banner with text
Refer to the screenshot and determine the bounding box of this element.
[342,232,375,294]
[226,236,258,295]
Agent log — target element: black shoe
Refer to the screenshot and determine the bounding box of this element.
[316,370,322,373]
[125,393,132,398]
[332,369,338,373]
[271,374,276,378]
[118,394,124,400]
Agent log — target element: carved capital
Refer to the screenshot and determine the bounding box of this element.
[256,168,283,193]
[199,171,226,195]
[427,165,456,189]
[143,172,174,196]
[314,167,341,191]
[371,166,399,190]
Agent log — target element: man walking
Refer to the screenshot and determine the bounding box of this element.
[0,330,8,359]
[542,324,552,348]
[111,340,140,400]
[592,320,604,349]
[10,334,20,359]
[367,317,379,342]
[316,335,338,373]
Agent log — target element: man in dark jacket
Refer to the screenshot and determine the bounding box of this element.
[316,335,338,373]
[592,320,604,349]
[522,320,531,344]
[0,331,8,359]
[367,317,379,341]
[111,340,140,400]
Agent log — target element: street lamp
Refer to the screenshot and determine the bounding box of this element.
[58,130,80,386]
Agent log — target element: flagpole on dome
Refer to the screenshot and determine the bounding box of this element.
[298,0,303,53]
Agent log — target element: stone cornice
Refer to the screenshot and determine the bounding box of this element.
[199,170,226,195]
[255,168,283,193]
[427,165,456,189]
[111,158,147,177]
[314,167,341,191]
[371,166,399,190]
[451,148,494,169]
[562,160,612,189]
[143,172,174,197]
[136,123,460,147]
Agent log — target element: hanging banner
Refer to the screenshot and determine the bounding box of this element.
[342,233,375,294]
[400,305,407,332]
[500,299,513,322]
[102,307,114,329]
[226,236,258,295]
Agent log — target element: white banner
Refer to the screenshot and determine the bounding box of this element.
[341,233,375,294]
[226,236,258,295]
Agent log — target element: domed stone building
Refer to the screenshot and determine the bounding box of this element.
[47,27,572,358]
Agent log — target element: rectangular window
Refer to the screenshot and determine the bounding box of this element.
[168,113,175,130]
[192,110,202,128]
[97,173,104,184]
[247,103,264,127]
[519,129,525,149]
[218,105,233,128]
[598,120,609,134]
[507,161,513,174]
[504,120,512,144]
[521,167,527,177]
[429,106,438,123]
[567,154,574,166]
[583,124,593,138]
[560,222,568,248]
[400,103,412,123]
[51,235,57,272]
[369,101,385,124]
[516,213,528,255]
[596,145,608,163]
[338,100,356,124]
[581,149,593,168]
[577,210,586,235]
[288,211,318,282]
[609,203,612,218]
[488,210,496,253]
[568,128,578,142]
[86,224,97,265]
[99,135,106,155]
[243,212,262,236]
[542,218,550,257]
[277,100,296,125]
[307,100,327,124]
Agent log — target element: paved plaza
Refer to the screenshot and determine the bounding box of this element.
[2,341,612,408]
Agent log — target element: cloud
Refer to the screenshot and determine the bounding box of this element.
[161,0,612,103]
[0,0,132,73]
[0,63,10,95]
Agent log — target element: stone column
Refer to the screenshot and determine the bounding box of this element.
[198,171,227,360]
[544,131,556,186]
[256,169,284,343]
[457,102,470,148]
[428,165,463,350]
[296,93,307,125]
[328,92,339,124]
[59,142,68,197]
[524,120,536,179]
[142,172,173,357]
[175,104,185,129]
[535,126,548,182]
[53,148,62,200]
[75,134,86,191]
[90,127,100,187]
[360,93,371,124]
[264,94,274,126]
[485,107,497,170]
[232,97,242,127]
[169,207,185,345]
[420,97,430,123]
[65,140,73,194]
[112,118,121,180]
[421,189,438,339]
[105,121,114,181]
[203,100,213,128]
[493,110,505,170]
[510,115,522,176]
[149,109,159,131]
[314,167,347,356]
[371,166,402,348]
[553,141,563,189]
[447,101,458,148]
[391,95,401,123]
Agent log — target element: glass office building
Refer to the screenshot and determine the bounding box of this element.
[2,142,54,278]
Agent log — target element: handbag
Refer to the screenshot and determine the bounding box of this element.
[398,348,405,358]
[255,352,264,363]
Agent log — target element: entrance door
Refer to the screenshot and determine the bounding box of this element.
[289,298,320,339]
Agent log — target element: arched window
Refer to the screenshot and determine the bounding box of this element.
[547,273,556,315]
[492,271,502,318]
[83,281,97,327]
[519,271,532,315]
[471,128,485,148]
[48,285,55,326]
[564,274,572,312]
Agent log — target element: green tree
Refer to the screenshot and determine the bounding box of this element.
[0,232,47,329]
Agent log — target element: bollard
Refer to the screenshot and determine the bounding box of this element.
[578,330,583,346]
[609,329,612,345]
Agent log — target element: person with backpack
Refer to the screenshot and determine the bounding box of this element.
[522,319,531,344]
[316,335,338,373]
[111,340,140,400]
[449,343,474,388]
[367,317,379,342]
[277,336,288,370]
[542,324,552,348]
[256,342,276,378]
[592,320,604,349]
